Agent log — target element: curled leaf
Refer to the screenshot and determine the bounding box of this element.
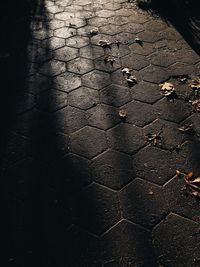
[127,75,137,85]
[98,39,112,49]
[122,67,132,76]
[90,29,99,36]
[190,99,200,112]
[159,82,175,97]
[119,109,127,121]
[104,55,115,66]
[190,78,200,90]
[184,172,200,197]
[135,37,143,46]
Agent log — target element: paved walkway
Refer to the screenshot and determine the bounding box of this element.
[1,0,200,266]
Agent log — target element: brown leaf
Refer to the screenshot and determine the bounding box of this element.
[190,78,200,90]
[98,39,111,49]
[184,172,200,197]
[190,99,200,112]
[122,67,132,76]
[159,82,175,96]
[119,109,127,121]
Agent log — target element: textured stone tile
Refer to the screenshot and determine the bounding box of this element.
[122,101,156,127]
[154,98,191,123]
[73,183,120,235]
[41,36,66,50]
[65,36,90,48]
[94,56,121,73]
[148,50,176,67]
[100,84,131,107]
[36,89,68,112]
[140,65,169,84]
[101,220,156,266]
[121,53,149,71]
[133,146,176,185]
[130,81,162,104]
[70,126,107,159]
[120,178,168,227]
[153,213,200,267]
[54,27,76,38]
[55,11,75,20]
[99,24,122,35]
[68,87,99,110]
[91,149,134,190]
[86,104,120,130]
[54,72,81,92]
[39,59,66,77]
[121,22,144,34]
[107,124,145,154]
[67,57,94,74]
[54,46,78,62]
[80,45,104,60]
[144,19,167,32]
[82,70,111,89]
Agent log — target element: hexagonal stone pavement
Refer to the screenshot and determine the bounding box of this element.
[86,104,121,130]
[153,213,200,267]
[68,87,99,110]
[53,105,87,134]
[107,124,145,154]
[130,81,162,104]
[120,178,168,228]
[164,175,200,221]
[100,84,131,107]
[121,53,149,71]
[53,72,81,92]
[36,89,68,112]
[82,70,111,90]
[79,45,104,60]
[91,149,135,190]
[39,59,66,77]
[94,56,121,73]
[154,98,192,123]
[65,36,90,48]
[144,119,183,150]
[67,57,94,75]
[122,101,156,127]
[140,65,169,84]
[73,183,121,236]
[54,27,76,39]
[101,220,156,266]
[133,146,176,185]
[54,46,78,62]
[70,126,107,159]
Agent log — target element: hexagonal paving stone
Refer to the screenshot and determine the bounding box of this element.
[86,104,120,130]
[133,146,176,185]
[154,98,191,123]
[129,42,155,56]
[36,89,68,112]
[99,24,122,35]
[120,178,168,228]
[63,153,92,188]
[144,119,183,150]
[67,57,94,75]
[54,27,76,39]
[90,33,114,46]
[109,44,131,58]
[182,113,200,138]
[33,29,53,40]
[70,126,107,159]
[73,183,120,235]
[63,226,101,266]
[140,65,169,84]
[82,70,111,89]
[174,141,200,175]
[122,101,156,127]
[116,32,136,45]
[68,87,99,110]
[94,56,121,73]
[164,175,200,221]
[121,53,149,71]
[158,27,182,41]
[88,17,108,26]
[80,45,104,60]
[77,25,98,37]
[153,213,200,267]
[53,106,87,134]
[65,36,90,48]
[148,50,176,67]
[121,23,144,34]
[144,19,167,32]
[103,2,121,11]
[130,81,162,104]
[55,12,75,20]
[137,30,163,43]
[54,46,78,62]
[41,37,65,50]
[91,149,134,190]
[108,16,129,25]
[48,19,65,30]
[66,17,87,28]
[101,220,156,266]
[168,62,197,77]
[100,84,131,107]
[108,124,145,154]
[96,9,115,18]
[39,59,66,77]
[15,92,35,114]
[46,4,64,14]
[175,48,200,65]
[53,72,81,92]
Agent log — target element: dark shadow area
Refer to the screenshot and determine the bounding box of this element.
[144,0,200,54]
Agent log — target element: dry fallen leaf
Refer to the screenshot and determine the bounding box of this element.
[190,99,200,112]
[135,37,143,46]
[119,109,127,121]
[145,132,162,147]
[159,82,175,97]
[190,78,200,90]
[90,29,99,36]
[122,67,132,76]
[98,39,112,49]
[104,55,115,66]
[184,172,200,197]
[127,75,137,85]
[178,124,194,134]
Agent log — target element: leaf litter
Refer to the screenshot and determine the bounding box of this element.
[184,172,200,198]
